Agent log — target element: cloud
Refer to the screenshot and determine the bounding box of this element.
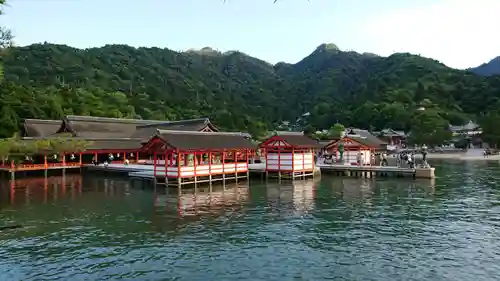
[361,0,500,69]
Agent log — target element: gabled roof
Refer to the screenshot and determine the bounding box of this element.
[130,118,218,139]
[345,128,387,146]
[61,115,218,138]
[324,136,380,149]
[379,128,406,137]
[260,132,321,148]
[449,120,480,132]
[22,119,63,137]
[151,130,255,150]
[61,115,166,138]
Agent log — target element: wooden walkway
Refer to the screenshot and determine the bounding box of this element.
[318,164,420,178]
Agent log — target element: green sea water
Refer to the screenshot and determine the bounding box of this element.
[1,160,500,281]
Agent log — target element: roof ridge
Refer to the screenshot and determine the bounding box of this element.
[157,129,246,136]
[22,137,143,141]
[24,119,61,123]
[66,115,211,125]
[136,118,209,128]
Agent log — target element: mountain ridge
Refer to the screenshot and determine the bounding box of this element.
[1,42,500,138]
[469,56,500,76]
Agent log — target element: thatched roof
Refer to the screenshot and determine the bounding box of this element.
[154,130,255,150]
[62,115,218,138]
[22,119,63,137]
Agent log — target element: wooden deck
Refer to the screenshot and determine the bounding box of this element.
[318,164,426,178]
[88,163,250,186]
[0,163,82,172]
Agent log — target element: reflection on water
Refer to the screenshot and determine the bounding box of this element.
[1,161,500,281]
[266,179,318,216]
[154,183,250,218]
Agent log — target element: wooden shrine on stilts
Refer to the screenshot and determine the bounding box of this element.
[142,130,255,187]
[259,132,321,180]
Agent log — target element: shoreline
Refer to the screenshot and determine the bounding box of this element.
[412,153,500,161]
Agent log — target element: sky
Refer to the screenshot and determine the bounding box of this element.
[1,0,499,69]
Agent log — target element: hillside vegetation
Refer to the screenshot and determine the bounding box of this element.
[2,41,500,139]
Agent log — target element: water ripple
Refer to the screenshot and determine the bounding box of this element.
[1,162,500,280]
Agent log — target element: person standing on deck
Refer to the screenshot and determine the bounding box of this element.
[408,153,415,168]
[381,152,388,166]
[356,152,362,166]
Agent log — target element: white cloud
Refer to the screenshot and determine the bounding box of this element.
[360,0,500,69]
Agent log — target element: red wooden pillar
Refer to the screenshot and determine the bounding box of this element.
[44,156,48,169]
[79,153,82,165]
[277,147,281,172]
[291,148,295,173]
[177,150,182,178]
[193,152,198,178]
[245,149,249,168]
[94,152,98,163]
[234,150,237,173]
[153,151,157,177]
[208,151,212,175]
[222,150,226,174]
[136,152,139,163]
[265,148,268,171]
[62,153,66,166]
[164,150,168,178]
[302,149,305,172]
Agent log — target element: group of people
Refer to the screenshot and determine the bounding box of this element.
[395,151,415,168]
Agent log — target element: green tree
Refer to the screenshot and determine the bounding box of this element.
[328,123,345,138]
[409,109,452,147]
[479,111,500,148]
[0,0,12,83]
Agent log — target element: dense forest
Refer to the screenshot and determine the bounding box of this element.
[2,1,500,143]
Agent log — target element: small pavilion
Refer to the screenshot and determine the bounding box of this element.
[323,136,380,166]
[141,130,255,186]
[259,132,321,179]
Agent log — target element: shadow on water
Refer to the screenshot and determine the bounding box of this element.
[1,162,500,280]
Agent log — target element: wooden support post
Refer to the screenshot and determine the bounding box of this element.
[44,155,48,177]
[265,148,269,179]
[222,150,226,183]
[277,148,281,181]
[234,150,238,183]
[193,152,198,184]
[164,150,168,184]
[208,151,212,183]
[153,151,157,178]
[177,150,182,187]
[245,149,249,179]
[79,153,82,166]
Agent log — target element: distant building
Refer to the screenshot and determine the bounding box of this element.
[375,128,407,150]
[344,128,387,151]
[449,120,482,137]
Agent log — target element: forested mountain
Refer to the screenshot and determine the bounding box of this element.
[469,56,500,76]
[2,42,500,139]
